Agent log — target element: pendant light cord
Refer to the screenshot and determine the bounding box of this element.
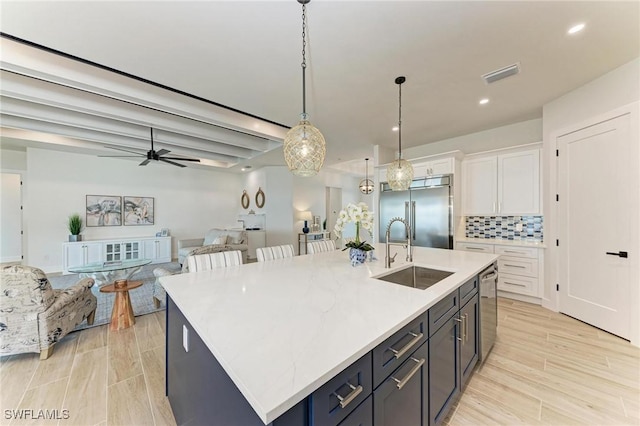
[301,4,307,117]
[398,80,402,159]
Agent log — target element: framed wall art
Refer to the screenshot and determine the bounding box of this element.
[86,195,121,227]
[123,196,155,225]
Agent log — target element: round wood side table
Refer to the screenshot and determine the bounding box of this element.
[100,280,143,331]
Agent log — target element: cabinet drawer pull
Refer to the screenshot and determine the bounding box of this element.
[389,331,423,359]
[391,357,425,390]
[455,318,463,341]
[464,313,469,343]
[335,382,363,409]
[504,264,526,268]
[466,247,485,251]
[504,250,525,255]
[503,281,526,287]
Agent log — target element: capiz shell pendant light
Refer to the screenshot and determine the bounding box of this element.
[359,158,374,194]
[386,76,414,190]
[283,0,326,177]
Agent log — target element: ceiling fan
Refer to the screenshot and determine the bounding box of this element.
[100,128,201,168]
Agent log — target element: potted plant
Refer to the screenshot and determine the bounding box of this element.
[67,213,83,242]
[333,203,375,265]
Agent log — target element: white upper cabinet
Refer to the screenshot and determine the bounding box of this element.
[462,148,540,215]
[497,150,540,215]
[413,157,454,179]
[462,156,498,215]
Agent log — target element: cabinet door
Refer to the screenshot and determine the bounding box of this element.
[460,296,479,389]
[85,243,103,264]
[63,243,85,272]
[122,241,140,260]
[497,150,540,215]
[338,395,372,426]
[462,157,497,215]
[373,341,428,426]
[105,243,121,261]
[429,158,453,176]
[429,316,460,426]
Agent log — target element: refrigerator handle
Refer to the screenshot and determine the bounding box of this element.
[411,201,416,240]
[404,201,410,239]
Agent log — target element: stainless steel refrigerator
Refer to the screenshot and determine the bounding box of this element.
[379,175,453,249]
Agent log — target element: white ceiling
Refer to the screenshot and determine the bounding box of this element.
[1,1,638,174]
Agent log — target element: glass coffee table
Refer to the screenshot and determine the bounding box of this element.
[68,258,152,292]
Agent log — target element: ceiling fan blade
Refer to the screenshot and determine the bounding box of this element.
[159,158,187,168]
[162,157,201,162]
[139,159,151,166]
[99,155,144,158]
[104,146,146,155]
[155,149,170,156]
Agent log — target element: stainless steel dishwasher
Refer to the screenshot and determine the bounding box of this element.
[479,263,498,362]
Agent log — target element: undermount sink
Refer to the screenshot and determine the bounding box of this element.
[375,266,453,290]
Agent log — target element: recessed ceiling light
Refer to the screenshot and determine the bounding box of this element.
[568,23,585,34]
[392,126,399,132]
[479,98,490,105]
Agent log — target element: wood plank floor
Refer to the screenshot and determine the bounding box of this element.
[1,298,638,425]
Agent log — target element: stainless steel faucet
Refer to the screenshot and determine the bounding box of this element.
[385,217,413,268]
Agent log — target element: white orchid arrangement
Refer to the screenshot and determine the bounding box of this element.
[334,202,375,251]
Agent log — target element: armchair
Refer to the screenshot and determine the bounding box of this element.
[0,265,97,360]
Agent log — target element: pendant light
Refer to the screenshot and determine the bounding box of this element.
[386,76,414,191]
[283,0,326,177]
[359,158,374,194]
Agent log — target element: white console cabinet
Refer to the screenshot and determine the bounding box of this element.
[63,236,171,274]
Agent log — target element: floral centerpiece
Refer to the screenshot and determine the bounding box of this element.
[334,202,375,265]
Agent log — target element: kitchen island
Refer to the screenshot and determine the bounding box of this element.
[160,245,498,425]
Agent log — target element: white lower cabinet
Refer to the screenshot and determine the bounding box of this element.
[63,236,172,274]
[63,242,103,273]
[246,230,266,261]
[457,240,544,302]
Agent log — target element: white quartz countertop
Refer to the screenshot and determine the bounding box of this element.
[456,237,547,248]
[160,245,498,424]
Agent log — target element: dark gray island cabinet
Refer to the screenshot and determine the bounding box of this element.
[166,275,480,426]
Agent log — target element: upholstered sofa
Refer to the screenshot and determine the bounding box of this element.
[0,265,97,359]
[177,228,248,264]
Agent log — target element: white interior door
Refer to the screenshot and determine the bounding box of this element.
[557,112,638,340]
[1,173,23,263]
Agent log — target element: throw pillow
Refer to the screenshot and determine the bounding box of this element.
[211,235,227,245]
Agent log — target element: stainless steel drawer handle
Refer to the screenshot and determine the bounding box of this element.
[504,250,525,254]
[455,318,463,342]
[389,331,424,359]
[504,264,526,268]
[335,382,363,409]
[466,247,485,251]
[503,281,526,287]
[391,357,425,390]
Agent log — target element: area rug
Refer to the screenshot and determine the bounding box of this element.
[48,262,182,330]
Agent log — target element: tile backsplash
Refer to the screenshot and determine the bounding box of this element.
[465,216,543,241]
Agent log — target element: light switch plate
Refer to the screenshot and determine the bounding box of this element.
[182,325,189,352]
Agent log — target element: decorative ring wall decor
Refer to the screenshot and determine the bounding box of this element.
[241,190,250,209]
[255,187,265,208]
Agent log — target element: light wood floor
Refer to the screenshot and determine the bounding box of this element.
[1,298,638,425]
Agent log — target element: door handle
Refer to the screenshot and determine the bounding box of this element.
[411,201,416,240]
[606,251,628,258]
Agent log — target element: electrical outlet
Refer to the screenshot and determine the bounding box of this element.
[515,223,523,232]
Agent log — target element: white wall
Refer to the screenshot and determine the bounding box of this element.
[1,148,27,170]
[403,118,542,158]
[541,58,640,315]
[24,148,242,272]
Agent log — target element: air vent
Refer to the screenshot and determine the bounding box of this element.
[482,63,520,84]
